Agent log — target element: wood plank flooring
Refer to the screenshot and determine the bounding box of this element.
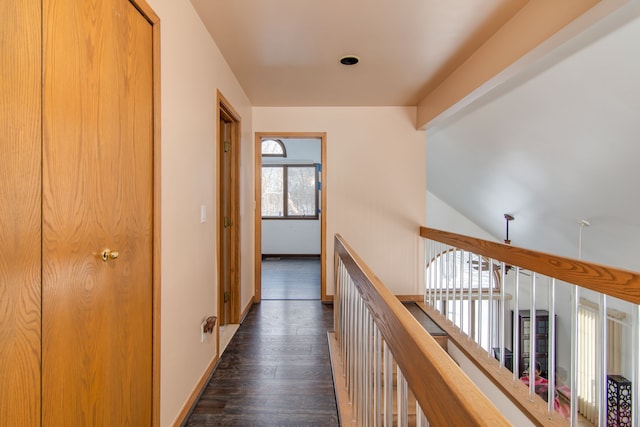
[261,257,320,300]
[184,300,339,426]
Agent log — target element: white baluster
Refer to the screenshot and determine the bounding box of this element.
[529,273,537,400]
[499,262,506,369]
[433,242,438,312]
[445,247,450,321]
[598,293,608,427]
[570,284,579,426]
[633,304,639,427]
[468,252,473,341]
[384,342,393,427]
[437,242,443,313]
[349,282,356,409]
[478,255,483,349]
[548,278,556,417]
[364,299,368,424]
[452,249,457,327]
[456,250,464,331]
[374,328,382,427]
[425,240,430,305]
[347,272,352,393]
[345,273,351,397]
[513,267,520,383]
[358,297,364,424]
[397,367,408,427]
[416,403,429,427]
[488,258,494,356]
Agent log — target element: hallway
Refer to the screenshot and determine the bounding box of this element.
[261,257,321,300]
[184,300,339,426]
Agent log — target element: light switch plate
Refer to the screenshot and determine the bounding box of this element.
[200,205,206,223]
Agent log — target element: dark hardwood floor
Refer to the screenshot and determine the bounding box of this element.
[261,257,320,300]
[184,300,339,426]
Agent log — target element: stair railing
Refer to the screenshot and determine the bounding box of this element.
[420,226,640,426]
[331,234,510,426]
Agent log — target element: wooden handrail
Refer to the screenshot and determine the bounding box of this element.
[335,234,510,426]
[420,226,640,305]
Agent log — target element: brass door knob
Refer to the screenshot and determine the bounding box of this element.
[101,248,120,261]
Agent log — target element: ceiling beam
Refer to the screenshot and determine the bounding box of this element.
[416,0,627,130]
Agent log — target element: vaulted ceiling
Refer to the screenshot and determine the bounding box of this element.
[191,0,640,271]
[428,5,640,271]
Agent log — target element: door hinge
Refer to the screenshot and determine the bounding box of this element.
[224,216,233,228]
[224,291,231,303]
[224,141,231,152]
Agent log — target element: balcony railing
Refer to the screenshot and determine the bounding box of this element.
[330,234,510,426]
[420,226,640,426]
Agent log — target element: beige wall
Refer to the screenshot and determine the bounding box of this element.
[132,1,426,423]
[254,107,426,296]
[144,0,254,425]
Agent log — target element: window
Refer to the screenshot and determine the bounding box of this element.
[576,299,626,423]
[261,139,286,157]
[426,250,502,352]
[261,164,319,219]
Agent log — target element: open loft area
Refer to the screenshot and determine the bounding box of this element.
[333,229,639,426]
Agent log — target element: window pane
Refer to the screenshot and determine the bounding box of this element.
[287,166,316,216]
[262,167,283,216]
[261,139,285,156]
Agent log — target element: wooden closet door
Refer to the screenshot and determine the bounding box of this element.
[42,0,154,424]
[0,0,42,425]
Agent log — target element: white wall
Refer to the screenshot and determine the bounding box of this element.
[426,191,497,241]
[425,9,640,274]
[143,0,254,425]
[448,343,535,427]
[262,138,321,254]
[254,107,426,296]
[262,221,320,254]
